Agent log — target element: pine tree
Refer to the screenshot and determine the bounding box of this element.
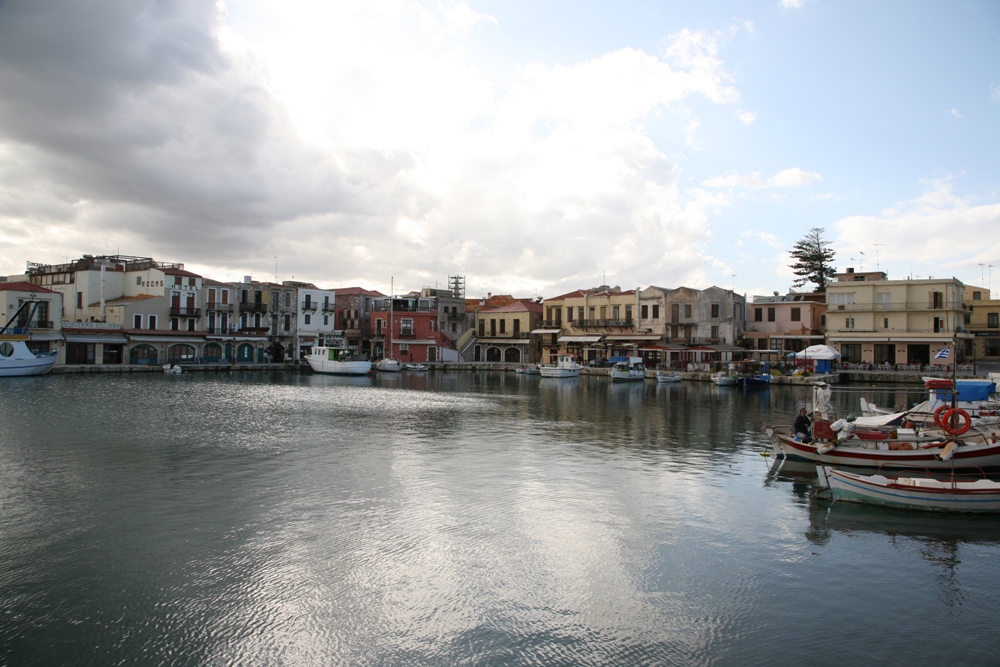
[789,227,837,292]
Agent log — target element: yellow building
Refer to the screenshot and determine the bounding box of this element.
[964,286,1000,362]
[826,269,971,367]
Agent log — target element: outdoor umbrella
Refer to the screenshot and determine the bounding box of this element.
[795,345,842,360]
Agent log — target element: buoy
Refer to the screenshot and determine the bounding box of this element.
[937,441,958,461]
[941,408,972,436]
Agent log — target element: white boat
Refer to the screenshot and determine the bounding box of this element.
[162,364,183,374]
[656,369,682,383]
[305,346,372,376]
[375,358,402,372]
[538,353,582,378]
[711,372,737,386]
[404,363,428,371]
[609,356,645,381]
[515,365,540,375]
[0,300,59,377]
[817,465,1000,512]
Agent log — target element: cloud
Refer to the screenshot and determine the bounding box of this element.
[780,0,805,8]
[992,84,1000,104]
[702,168,822,189]
[0,0,745,295]
[736,110,757,125]
[948,108,963,119]
[835,180,1000,276]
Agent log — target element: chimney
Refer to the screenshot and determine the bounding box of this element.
[243,275,252,283]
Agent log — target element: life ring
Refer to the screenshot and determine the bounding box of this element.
[941,408,972,436]
[933,404,950,429]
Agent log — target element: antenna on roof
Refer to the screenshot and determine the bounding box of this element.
[873,243,884,272]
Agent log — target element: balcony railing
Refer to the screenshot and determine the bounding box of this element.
[205,302,232,311]
[829,302,966,312]
[240,302,268,313]
[302,301,318,311]
[322,303,336,313]
[548,318,635,328]
[169,306,202,317]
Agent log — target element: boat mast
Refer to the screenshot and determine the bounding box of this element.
[388,277,393,360]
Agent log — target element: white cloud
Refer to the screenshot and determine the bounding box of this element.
[991,84,1000,104]
[948,108,963,119]
[780,0,805,8]
[736,110,756,125]
[835,180,1000,276]
[702,167,822,189]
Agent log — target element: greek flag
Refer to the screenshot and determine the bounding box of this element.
[934,347,950,359]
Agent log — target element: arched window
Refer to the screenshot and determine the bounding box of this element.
[203,342,223,362]
[486,346,502,362]
[167,344,196,364]
[129,344,158,365]
[504,347,521,363]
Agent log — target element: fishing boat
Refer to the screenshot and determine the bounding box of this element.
[538,353,582,378]
[655,366,682,383]
[515,365,540,375]
[767,421,1000,470]
[404,363,428,371]
[710,372,737,386]
[738,373,771,387]
[305,346,372,376]
[0,300,59,377]
[817,465,1000,512]
[608,356,645,381]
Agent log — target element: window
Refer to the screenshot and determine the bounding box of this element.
[589,307,595,321]
[988,313,999,328]
[652,305,659,319]
[711,325,719,338]
[933,292,944,309]
[133,314,142,328]
[76,292,83,309]
[767,308,775,322]
[174,276,182,285]
[500,319,506,334]
[284,314,291,332]
[875,292,891,308]
[972,291,982,300]
[600,306,607,320]
[187,319,195,331]
[221,290,229,304]
[711,303,719,319]
[641,305,648,319]
[883,317,889,329]
[684,304,691,318]
[578,307,584,321]
[754,308,763,322]
[285,292,291,308]
[401,318,414,335]
[399,344,409,355]
[567,307,573,322]
[625,305,632,321]
[828,292,855,309]
[845,317,855,329]
[790,307,801,322]
[170,318,179,330]
[612,305,620,320]
[324,315,329,325]
[304,314,311,325]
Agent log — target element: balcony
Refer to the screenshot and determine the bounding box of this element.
[302,301,318,311]
[240,302,268,314]
[205,301,232,312]
[169,306,202,317]
[322,303,336,313]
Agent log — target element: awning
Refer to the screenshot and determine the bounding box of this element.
[530,328,562,334]
[127,336,207,344]
[767,334,824,339]
[558,335,603,343]
[206,335,267,342]
[29,332,64,341]
[64,334,129,344]
[604,335,662,341]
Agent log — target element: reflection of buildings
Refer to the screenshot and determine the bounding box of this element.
[826,269,971,366]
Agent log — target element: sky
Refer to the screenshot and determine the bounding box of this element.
[0,0,998,300]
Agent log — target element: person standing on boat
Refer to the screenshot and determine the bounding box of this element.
[793,408,812,442]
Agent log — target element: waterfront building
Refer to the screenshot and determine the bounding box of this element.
[464,298,543,363]
[540,286,647,364]
[825,268,971,366]
[331,286,382,358]
[285,281,337,360]
[745,292,826,352]
[371,291,456,363]
[0,281,63,358]
[229,277,271,363]
[964,285,1000,363]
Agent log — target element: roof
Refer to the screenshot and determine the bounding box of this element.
[465,294,522,310]
[202,278,229,287]
[161,268,202,278]
[488,301,543,314]
[332,286,385,297]
[102,294,162,305]
[0,281,59,294]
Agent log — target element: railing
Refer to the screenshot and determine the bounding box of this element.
[830,302,966,312]
[554,318,635,328]
[239,302,268,313]
[322,303,336,312]
[205,302,232,311]
[302,301,317,311]
[169,307,202,317]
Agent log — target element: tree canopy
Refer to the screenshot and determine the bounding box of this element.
[789,227,837,292]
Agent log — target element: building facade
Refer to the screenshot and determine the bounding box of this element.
[964,286,1000,362]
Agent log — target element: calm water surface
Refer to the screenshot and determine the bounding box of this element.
[1,372,998,666]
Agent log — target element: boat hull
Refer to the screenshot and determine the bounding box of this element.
[539,367,581,378]
[771,432,1000,470]
[656,372,682,383]
[375,359,402,372]
[306,359,372,376]
[711,374,737,386]
[823,467,1000,512]
[0,345,58,377]
[609,369,644,381]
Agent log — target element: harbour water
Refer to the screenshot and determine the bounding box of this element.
[1,372,999,666]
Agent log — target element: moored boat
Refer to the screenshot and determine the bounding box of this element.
[656,367,682,383]
[538,353,582,378]
[608,356,645,381]
[0,300,59,377]
[404,363,428,371]
[515,365,540,375]
[711,372,737,386]
[305,346,372,376]
[817,465,1000,512]
[375,357,402,372]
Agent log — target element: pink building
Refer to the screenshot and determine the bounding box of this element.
[746,292,826,352]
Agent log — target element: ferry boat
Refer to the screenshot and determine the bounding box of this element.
[305,346,372,376]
